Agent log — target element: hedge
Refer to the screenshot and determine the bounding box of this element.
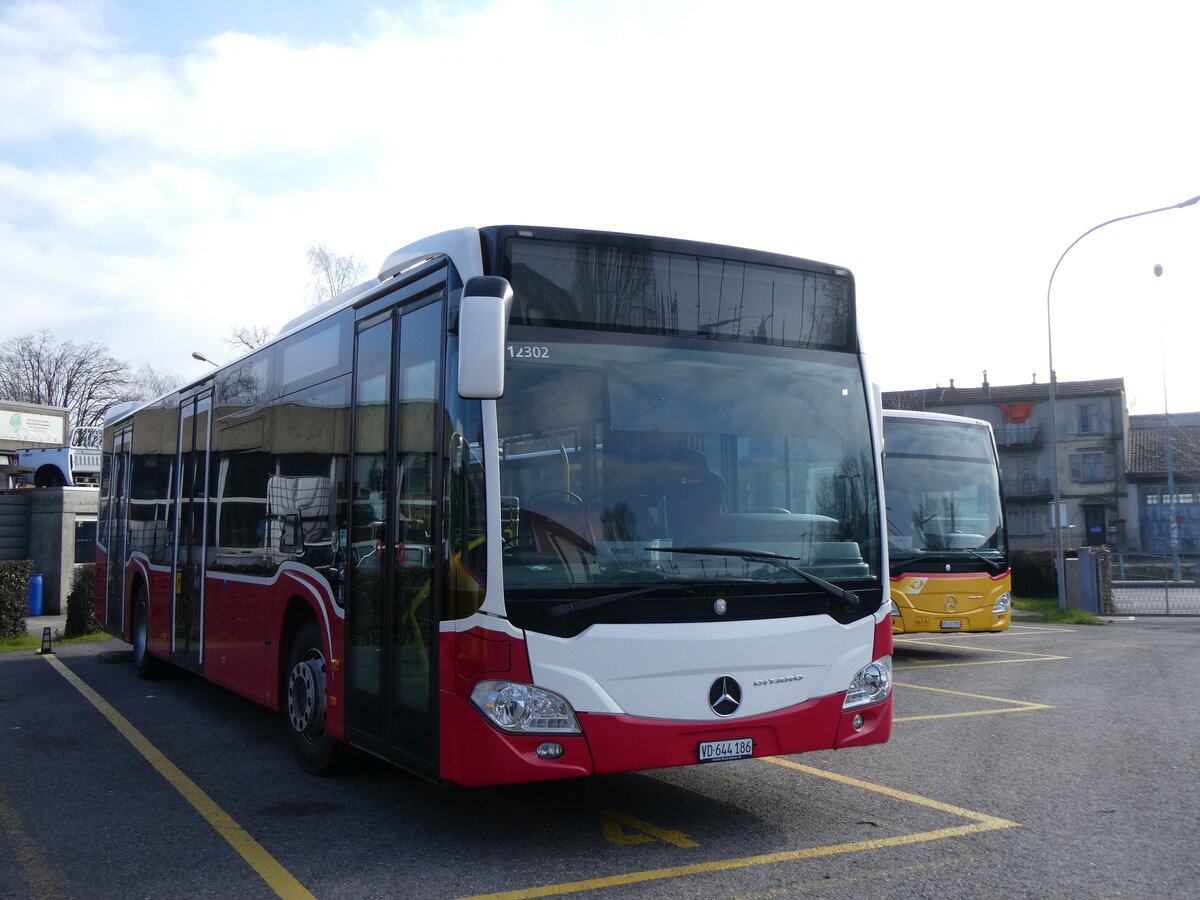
[65,563,104,637]
[0,560,35,639]
[1010,548,1056,598]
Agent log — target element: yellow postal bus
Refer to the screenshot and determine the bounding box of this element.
[883,409,1011,634]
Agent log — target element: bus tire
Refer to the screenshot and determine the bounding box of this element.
[132,586,166,679]
[284,620,341,774]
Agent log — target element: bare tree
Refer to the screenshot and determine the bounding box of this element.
[223,324,273,354]
[126,363,182,402]
[0,330,130,428]
[306,242,367,310]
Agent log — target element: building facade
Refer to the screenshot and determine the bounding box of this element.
[882,377,1129,552]
[1125,413,1200,554]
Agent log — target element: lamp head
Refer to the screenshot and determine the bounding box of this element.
[1154,264,1163,277]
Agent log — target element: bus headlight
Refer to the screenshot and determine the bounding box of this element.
[889,599,901,618]
[843,656,892,710]
[470,680,581,734]
[993,591,1012,614]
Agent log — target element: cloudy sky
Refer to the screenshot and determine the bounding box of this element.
[2,0,1198,413]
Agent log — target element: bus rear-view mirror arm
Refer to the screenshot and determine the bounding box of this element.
[458,276,514,399]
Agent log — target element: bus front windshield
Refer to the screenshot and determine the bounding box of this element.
[883,419,1006,565]
[496,327,881,630]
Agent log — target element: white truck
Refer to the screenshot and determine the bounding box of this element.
[17,426,103,487]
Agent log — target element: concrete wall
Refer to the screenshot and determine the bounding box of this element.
[30,487,99,614]
[1064,557,1079,609]
[0,491,33,560]
[0,487,100,614]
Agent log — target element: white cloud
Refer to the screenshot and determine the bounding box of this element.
[0,0,109,54]
[0,3,177,145]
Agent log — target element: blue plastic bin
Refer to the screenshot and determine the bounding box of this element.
[26,573,44,617]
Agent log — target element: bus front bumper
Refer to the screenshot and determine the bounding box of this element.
[438,689,892,787]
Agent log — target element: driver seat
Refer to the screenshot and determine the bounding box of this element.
[659,448,725,538]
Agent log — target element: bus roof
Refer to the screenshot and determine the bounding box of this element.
[882,408,992,430]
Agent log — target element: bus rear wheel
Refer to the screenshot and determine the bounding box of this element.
[285,621,341,774]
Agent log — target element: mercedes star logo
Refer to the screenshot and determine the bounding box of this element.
[944,595,959,613]
[708,675,742,717]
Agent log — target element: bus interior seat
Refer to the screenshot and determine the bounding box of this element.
[659,447,725,538]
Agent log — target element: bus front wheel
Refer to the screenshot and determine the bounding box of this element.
[285,620,341,774]
[132,587,165,679]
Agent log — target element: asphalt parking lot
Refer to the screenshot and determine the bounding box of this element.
[2,617,1198,899]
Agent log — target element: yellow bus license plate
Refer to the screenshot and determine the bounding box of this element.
[941,619,962,629]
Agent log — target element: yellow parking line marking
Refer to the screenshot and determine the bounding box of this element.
[721,855,967,899]
[762,758,1018,826]
[601,810,699,848]
[893,681,1053,722]
[895,657,1065,671]
[41,655,314,900]
[453,763,1017,900]
[896,623,1074,642]
[0,785,67,900]
[896,640,1062,657]
[894,642,1066,670]
[897,683,1047,705]
[600,818,654,845]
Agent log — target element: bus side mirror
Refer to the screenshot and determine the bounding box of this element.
[458,276,513,399]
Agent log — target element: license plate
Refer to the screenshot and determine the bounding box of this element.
[941,619,962,629]
[698,737,754,762]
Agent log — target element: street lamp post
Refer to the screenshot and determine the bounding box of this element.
[1045,194,1199,609]
[191,351,219,367]
[1153,263,1182,582]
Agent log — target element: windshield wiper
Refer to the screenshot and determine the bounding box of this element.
[957,546,1007,574]
[546,585,662,618]
[650,546,860,613]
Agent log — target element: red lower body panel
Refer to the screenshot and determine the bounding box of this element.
[439,690,594,787]
[439,688,892,786]
[582,692,892,774]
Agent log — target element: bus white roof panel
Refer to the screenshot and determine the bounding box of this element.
[377,227,484,282]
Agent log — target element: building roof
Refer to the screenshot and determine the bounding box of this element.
[1127,419,1200,477]
[882,377,1125,410]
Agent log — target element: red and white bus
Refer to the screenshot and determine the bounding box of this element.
[97,226,892,787]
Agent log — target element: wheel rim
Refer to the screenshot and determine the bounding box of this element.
[134,601,147,660]
[287,650,327,742]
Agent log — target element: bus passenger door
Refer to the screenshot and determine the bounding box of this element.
[345,297,443,777]
[105,426,133,632]
[173,390,212,671]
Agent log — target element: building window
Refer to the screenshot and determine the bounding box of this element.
[1078,403,1100,434]
[1070,452,1112,483]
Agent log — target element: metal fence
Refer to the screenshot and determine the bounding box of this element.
[1106,553,1200,615]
